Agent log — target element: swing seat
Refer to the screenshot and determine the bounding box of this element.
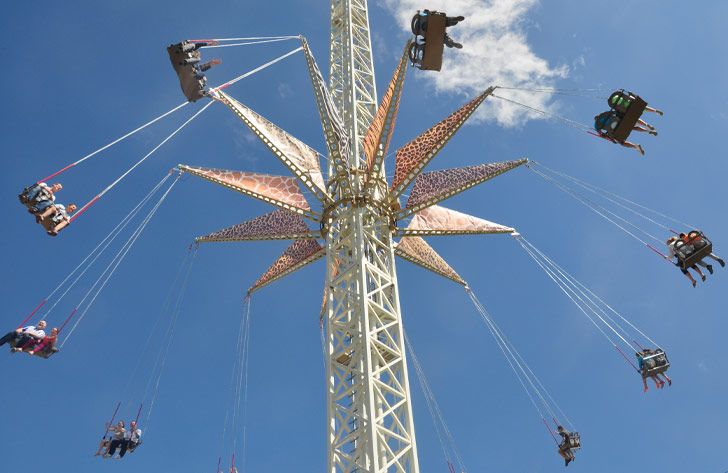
[335,345,396,365]
[641,350,669,376]
[167,42,207,103]
[611,95,647,142]
[8,337,57,358]
[608,90,639,114]
[127,439,142,453]
[561,432,581,450]
[336,350,353,366]
[411,12,425,36]
[34,346,59,359]
[410,12,446,71]
[675,231,712,270]
[18,187,32,204]
[19,185,48,207]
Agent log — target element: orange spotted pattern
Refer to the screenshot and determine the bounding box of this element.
[249,239,324,293]
[391,90,491,193]
[198,209,313,242]
[181,166,311,212]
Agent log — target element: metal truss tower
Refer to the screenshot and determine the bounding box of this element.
[326,1,419,472]
[179,1,525,471]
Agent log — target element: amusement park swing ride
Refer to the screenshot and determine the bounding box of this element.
[9,1,724,472]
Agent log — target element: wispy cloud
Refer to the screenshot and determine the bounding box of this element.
[277,82,294,100]
[380,0,568,127]
[229,120,261,167]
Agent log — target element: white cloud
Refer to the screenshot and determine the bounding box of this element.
[380,0,568,127]
[277,82,294,100]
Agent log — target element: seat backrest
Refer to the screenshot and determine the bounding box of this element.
[608,90,635,114]
[674,240,695,259]
[644,352,666,366]
[421,13,446,71]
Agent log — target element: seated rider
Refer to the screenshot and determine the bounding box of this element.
[95,436,111,457]
[181,40,218,53]
[20,182,63,214]
[608,90,664,116]
[636,349,671,392]
[679,232,725,272]
[194,59,222,87]
[411,10,465,49]
[556,426,575,467]
[119,420,142,457]
[666,236,706,287]
[105,421,127,458]
[608,91,662,131]
[38,202,77,236]
[0,320,47,353]
[594,111,645,155]
[27,327,59,357]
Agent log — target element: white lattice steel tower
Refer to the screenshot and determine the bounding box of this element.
[325,1,419,472]
[179,1,526,471]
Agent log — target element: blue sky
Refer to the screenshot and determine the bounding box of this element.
[1,1,727,472]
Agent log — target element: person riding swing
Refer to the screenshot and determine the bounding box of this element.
[593,111,653,155]
[556,425,577,467]
[19,182,63,215]
[38,202,77,236]
[637,348,672,392]
[666,236,706,287]
[167,40,222,102]
[0,320,47,353]
[593,90,663,154]
[409,10,465,71]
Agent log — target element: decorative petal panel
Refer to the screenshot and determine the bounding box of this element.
[395,237,466,286]
[363,42,410,175]
[213,90,329,201]
[390,87,495,196]
[179,165,315,219]
[401,205,514,237]
[300,38,351,192]
[248,239,325,294]
[197,210,316,243]
[401,158,527,218]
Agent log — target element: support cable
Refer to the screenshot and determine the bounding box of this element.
[495,85,609,100]
[61,173,181,345]
[193,36,299,42]
[529,161,695,230]
[212,47,304,91]
[143,244,198,432]
[219,296,253,468]
[405,332,467,473]
[526,163,664,246]
[466,287,572,445]
[473,292,575,429]
[515,236,630,349]
[466,288,562,424]
[514,235,644,371]
[71,102,213,223]
[237,297,253,468]
[520,236,661,349]
[37,45,299,186]
[38,103,188,183]
[120,245,197,406]
[490,93,593,133]
[201,38,297,49]
[524,237,636,347]
[39,173,173,322]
